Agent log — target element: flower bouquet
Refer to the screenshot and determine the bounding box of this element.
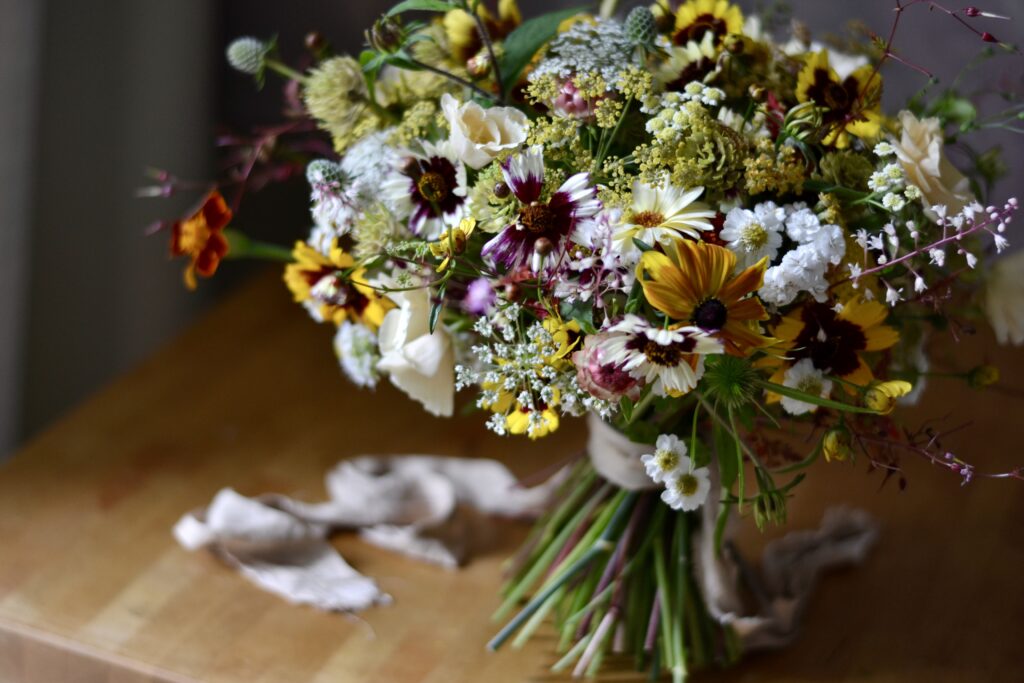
[145,0,1024,679]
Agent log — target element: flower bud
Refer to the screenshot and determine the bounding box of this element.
[467,50,492,78]
[968,364,1000,389]
[724,34,746,54]
[533,237,554,256]
[369,17,403,53]
[864,380,913,414]
[493,181,511,199]
[625,6,658,47]
[753,491,787,530]
[503,282,522,301]
[304,31,326,52]
[226,37,270,75]
[822,427,852,463]
[748,84,767,102]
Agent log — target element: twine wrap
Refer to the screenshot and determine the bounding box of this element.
[585,412,659,491]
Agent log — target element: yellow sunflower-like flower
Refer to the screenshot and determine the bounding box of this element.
[637,240,772,357]
[664,0,744,47]
[796,50,882,149]
[444,0,521,65]
[761,297,899,389]
[284,240,391,330]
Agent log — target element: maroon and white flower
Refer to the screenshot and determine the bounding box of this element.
[383,141,467,240]
[481,145,601,272]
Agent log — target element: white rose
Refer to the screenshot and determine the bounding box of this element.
[985,248,1024,346]
[892,110,973,219]
[440,93,528,170]
[377,287,455,416]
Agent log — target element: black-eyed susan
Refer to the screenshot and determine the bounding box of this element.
[637,239,772,357]
[796,50,882,149]
[666,0,743,47]
[763,297,899,387]
[284,240,391,330]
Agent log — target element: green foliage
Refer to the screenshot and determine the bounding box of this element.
[497,7,586,98]
[387,0,455,16]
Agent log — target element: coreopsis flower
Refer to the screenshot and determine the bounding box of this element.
[443,0,521,65]
[284,240,391,330]
[481,146,601,272]
[506,390,561,440]
[796,50,881,149]
[985,248,1024,346]
[377,286,455,417]
[592,315,723,397]
[763,298,899,387]
[170,190,232,290]
[892,110,974,220]
[780,358,833,416]
[655,33,719,89]
[333,321,380,389]
[440,94,529,170]
[611,180,715,255]
[571,333,642,402]
[864,380,914,414]
[719,201,786,267]
[666,0,743,48]
[661,458,712,511]
[641,434,688,484]
[430,217,477,272]
[638,240,772,356]
[383,141,467,240]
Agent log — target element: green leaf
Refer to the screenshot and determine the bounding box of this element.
[429,283,446,334]
[618,397,634,424]
[713,421,739,491]
[757,380,880,414]
[497,7,586,97]
[387,0,455,16]
[559,299,597,335]
[632,237,654,252]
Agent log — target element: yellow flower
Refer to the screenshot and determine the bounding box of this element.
[761,297,899,390]
[506,389,561,440]
[430,217,477,272]
[796,51,882,149]
[864,380,913,414]
[543,317,582,362]
[822,426,852,462]
[284,240,391,330]
[668,0,743,47]
[169,191,231,290]
[444,0,521,64]
[638,240,772,357]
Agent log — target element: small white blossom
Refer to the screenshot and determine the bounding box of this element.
[641,434,688,484]
[873,141,896,157]
[334,321,380,389]
[661,459,711,511]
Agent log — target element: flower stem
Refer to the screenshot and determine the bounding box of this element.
[264,58,308,84]
[405,55,497,102]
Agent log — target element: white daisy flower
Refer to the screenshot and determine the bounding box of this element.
[612,179,715,255]
[640,434,687,484]
[333,321,380,389]
[592,315,723,397]
[780,358,833,416]
[719,201,786,266]
[660,457,712,511]
[382,140,467,240]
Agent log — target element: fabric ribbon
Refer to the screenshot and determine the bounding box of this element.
[173,455,563,611]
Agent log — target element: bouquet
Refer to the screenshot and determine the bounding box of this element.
[145,0,1024,679]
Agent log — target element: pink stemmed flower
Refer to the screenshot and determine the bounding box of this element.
[482,145,601,272]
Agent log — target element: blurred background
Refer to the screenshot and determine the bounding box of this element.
[0,0,1021,457]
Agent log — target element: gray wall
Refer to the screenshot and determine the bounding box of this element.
[1,0,1021,456]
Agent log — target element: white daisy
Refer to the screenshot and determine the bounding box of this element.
[660,457,712,511]
[382,140,467,240]
[612,179,715,255]
[333,321,380,389]
[719,201,786,266]
[641,434,688,484]
[780,358,833,416]
[593,315,723,397]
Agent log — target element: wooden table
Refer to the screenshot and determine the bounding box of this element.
[1,272,1022,683]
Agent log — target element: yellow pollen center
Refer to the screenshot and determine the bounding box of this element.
[675,473,699,496]
[654,449,679,472]
[741,222,768,250]
[642,339,683,367]
[631,210,666,229]
[417,172,448,203]
[520,203,557,234]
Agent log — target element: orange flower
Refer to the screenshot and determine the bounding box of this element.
[170,191,232,290]
[637,239,772,357]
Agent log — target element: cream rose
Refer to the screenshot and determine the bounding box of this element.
[985,248,1024,346]
[892,110,973,219]
[377,287,455,416]
[440,93,528,170]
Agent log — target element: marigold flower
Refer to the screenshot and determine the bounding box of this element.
[169,190,232,290]
[637,239,772,357]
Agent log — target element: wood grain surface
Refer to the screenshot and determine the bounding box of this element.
[1,271,1021,683]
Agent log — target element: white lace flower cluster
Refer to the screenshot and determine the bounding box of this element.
[869,143,921,214]
[455,308,613,438]
[530,19,637,91]
[640,434,711,511]
[757,203,846,307]
[554,209,638,306]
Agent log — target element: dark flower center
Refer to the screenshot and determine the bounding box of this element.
[642,339,684,367]
[675,14,727,45]
[791,303,868,376]
[308,271,369,314]
[693,298,728,331]
[630,210,666,228]
[417,172,448,203]
[806,69,862,126]
[520,203,558,234]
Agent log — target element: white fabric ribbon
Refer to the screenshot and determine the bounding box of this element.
[586,413,658,491]
[174,455,563,612]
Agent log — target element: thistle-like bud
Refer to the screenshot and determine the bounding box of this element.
[625,6,658,47]
[226,37,270,75]
[968,364,1000,389]
[369,17,403,53]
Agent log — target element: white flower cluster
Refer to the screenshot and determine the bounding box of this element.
[531,19,637,91]
[554,209,637,306]
[758,204,846,307]
[640,434,711,511]
[644,97,718,142]
[719,201,785,267]
[333,321,380,388]
[869,145,921,214]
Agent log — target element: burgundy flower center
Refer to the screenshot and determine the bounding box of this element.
[806,70,862,125]
[693,298,728,331]
[417,172,448,203]
[630,210,665,228]
[791,303,868,377]
[520,203,558,234]
[675,14,727,45]
[642,340,683,367]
